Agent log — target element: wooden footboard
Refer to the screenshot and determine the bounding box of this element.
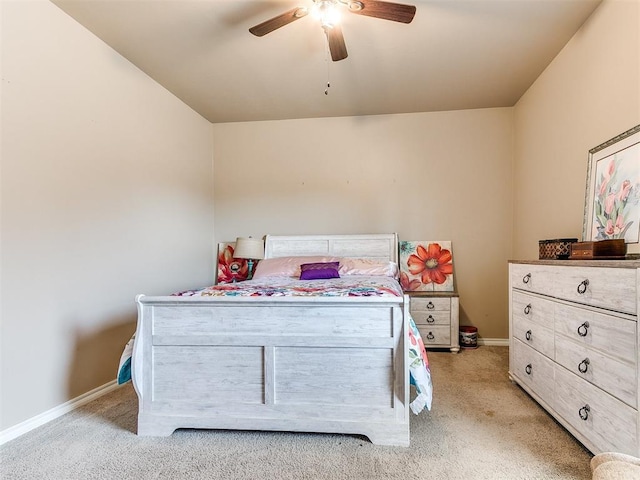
[132,295,411,446]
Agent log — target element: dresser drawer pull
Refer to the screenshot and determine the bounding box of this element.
[426,315,435,323]
[426,301,435,310]
[577,279,589,294]
[426,332,435,341]
[578,404,591,421]
[523,304,531,315]
[525,364,532,375]
[525,330,532,341]
[577,321,590,337]
[522,273,531,284]
[578,358,590,373]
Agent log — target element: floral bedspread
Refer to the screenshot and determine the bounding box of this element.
[172,275,405,298]
[118,276,433,413]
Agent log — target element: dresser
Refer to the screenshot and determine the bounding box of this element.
[407,291,460,353]
[509,260,639,456]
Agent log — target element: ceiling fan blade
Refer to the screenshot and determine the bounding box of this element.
[249,7,308,37]
[349,0,416,23]
[325,25,348,61]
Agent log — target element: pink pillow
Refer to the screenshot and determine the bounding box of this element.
[300,262,340,280]
[253,256,339,279]
[253,256,398,279]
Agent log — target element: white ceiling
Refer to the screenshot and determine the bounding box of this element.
[51,0,602,124]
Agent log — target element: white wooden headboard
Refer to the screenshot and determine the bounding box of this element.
[264,234,398,263]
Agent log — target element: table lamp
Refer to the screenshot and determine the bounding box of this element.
[233,237,264,280]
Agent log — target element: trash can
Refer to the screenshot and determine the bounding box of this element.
[459,326,478,349]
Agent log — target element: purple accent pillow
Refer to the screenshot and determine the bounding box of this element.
[299,262,340,280]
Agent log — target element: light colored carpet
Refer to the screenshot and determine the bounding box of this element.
[1,346,592,479]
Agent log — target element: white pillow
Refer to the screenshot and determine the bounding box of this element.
[339,258,399,278]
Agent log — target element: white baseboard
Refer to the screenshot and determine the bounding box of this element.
[0,380,122,446]
[478,338,509,347]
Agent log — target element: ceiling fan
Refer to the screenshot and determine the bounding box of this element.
[249,0,416,62]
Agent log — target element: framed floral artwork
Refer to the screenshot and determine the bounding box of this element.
[216,242,249,284]
[398,241,454,292]
[582,125,640,256]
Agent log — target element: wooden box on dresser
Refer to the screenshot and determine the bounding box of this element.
[509,260,640,456]
[407,291,460,353]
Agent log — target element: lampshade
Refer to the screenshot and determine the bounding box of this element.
[233,237,264,260]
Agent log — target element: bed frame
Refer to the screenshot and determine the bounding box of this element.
[131,233,411,446]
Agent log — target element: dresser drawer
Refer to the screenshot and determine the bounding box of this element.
[410,297,451,313]
[554,303,637,364]
[512,291,554,330]
[554,366,637,456]
[511,264,636,315]
[512,339,555,405]
[555,335,636,407]
[416,325,451,347]
[513,316,554,359]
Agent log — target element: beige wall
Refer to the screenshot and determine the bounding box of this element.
[1,0,214,431]
[213,108,514,340]
[513,0,640,259]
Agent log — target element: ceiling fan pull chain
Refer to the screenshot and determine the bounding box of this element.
[324,41,331,95]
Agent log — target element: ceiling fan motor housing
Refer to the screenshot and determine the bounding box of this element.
[249,0,416,61]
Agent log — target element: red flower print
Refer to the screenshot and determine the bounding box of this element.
[217,245,248,283]
[400,272,421,292]
[407,243,453,285]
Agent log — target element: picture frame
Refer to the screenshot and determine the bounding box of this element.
[398,240,454,292]
[582,125,640,256]
[216,242,249,284]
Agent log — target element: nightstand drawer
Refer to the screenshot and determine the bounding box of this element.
[409,297,451,312]
[412,311,450,326]
[415,325,451,346]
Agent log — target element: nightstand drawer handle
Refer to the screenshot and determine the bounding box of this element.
[577,279,589,294]
[578,358,590,374]
[525,330,532,341]
[522,273,531,284]
[577,321,590,337]
[426,301,435,310]
[579,404,590,421]
[426,315,435,323]
[525,364,532,375]
[524,304,531,315]
[426,332,435,341]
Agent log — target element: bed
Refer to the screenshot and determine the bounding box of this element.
[122,233,431,447]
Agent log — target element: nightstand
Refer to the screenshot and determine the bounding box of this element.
[406,291,460,353]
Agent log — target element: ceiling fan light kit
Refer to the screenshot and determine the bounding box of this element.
[345,1,364,13]
[249,0,416,62]
[315,1,342,29]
